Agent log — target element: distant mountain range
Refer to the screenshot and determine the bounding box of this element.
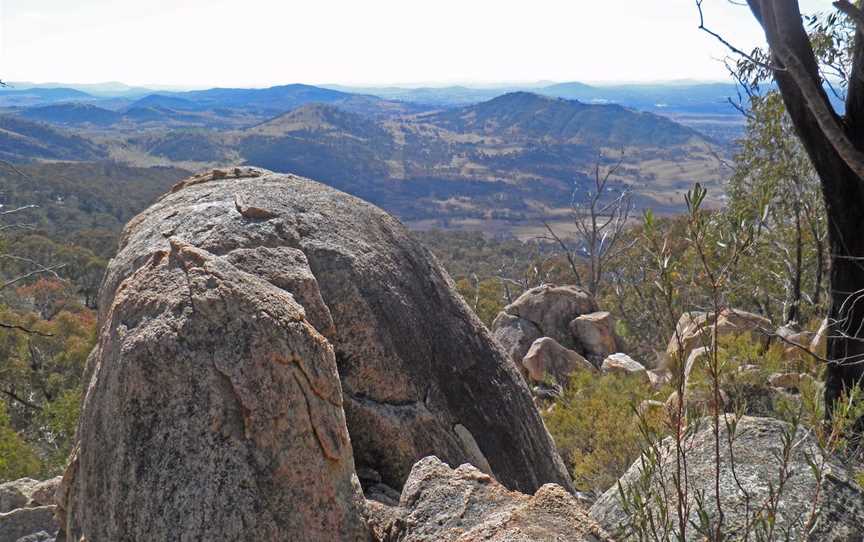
[1,80,744,115]
[117,93,724,223]
[325,82,743,114]
[0,83,730,235]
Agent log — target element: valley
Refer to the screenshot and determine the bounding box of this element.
[0,82,734,238]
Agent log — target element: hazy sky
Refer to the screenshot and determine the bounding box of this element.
[0,0,831,88]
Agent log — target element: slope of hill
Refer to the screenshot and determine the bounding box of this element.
[0,116,107,162]
[329,81,741,114]
[126,94,200,110]
[18,103,123,126]
[426,92,705,146]
[248,103,393,138]
[1,90,727,237]
[131,84,424,118]
[0,161,189,254]
[0,87,96,107]
[119,94,724,231]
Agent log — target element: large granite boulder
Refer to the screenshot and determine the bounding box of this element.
[85,167,571,505]
[491,285,599,365]
[61,240,370,540]
[368,456,611,542]
[590,416,864,541]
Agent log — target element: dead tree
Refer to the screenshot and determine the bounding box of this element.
[542,154,633,298]
[573,154,633,297]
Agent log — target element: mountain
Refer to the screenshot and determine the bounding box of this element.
[119,93,724,226]
[426,92,705,146]
[18,103,122,126]
[126,94,200,110]
[0,87,96,107]
[328,81,742,114]
[0,89,727,234]
[130,84,424,117]
[0,116,107,162]
[325,85,524,106]
[248,103,392,138]
[538,82,740,114]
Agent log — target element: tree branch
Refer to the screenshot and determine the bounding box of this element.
[0,322,53,337]
[0,388,42,411]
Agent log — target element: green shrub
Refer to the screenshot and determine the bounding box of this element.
[543,371,666,495]
[0,401,41,482]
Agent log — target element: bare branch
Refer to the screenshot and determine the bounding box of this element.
[0,322,53,337]
[696,0,780,71]
[0,263,66,291]
[0,388,42,411]
[834,0,864,31]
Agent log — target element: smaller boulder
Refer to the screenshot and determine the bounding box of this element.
[777,325,816,361]
[591,416,864,541]
[522,337,596,387]
[380,456,611,541]
[810,318,828,358]
[28,477,61,508]
[601,353,647,380]
[0,506,59,542]
[570,311,617,361]
[768,372,817,391]
[665,388,729,420]
[0,478,38,513]
[666,309,770,368]
[647,369,672,389]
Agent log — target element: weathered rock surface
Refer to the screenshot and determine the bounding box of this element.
[0,478,38,513]
[491,285,598,366]
[600,353,647,380]
[0,506,59,542]
[62,240,370,540]
[522,337,596,386]
[489,312,543,374]
[27,477,60,509]
[369,456,611,542]
[591,416,864,541]
[0,477,62,541]
[570,311,617,360]
[664,388,729,420]
[87,168,572,503]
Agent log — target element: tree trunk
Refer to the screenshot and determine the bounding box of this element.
[747,0,864,414]
[785,204,803,325]
[810,220,825,309]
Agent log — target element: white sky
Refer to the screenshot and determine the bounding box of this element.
[0,0,832,88]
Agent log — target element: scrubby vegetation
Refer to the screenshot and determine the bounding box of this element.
[543,371,665,496]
